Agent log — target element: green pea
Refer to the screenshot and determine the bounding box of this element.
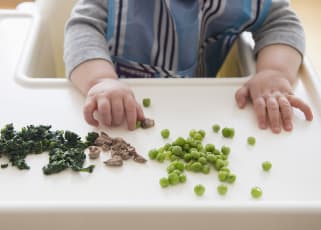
[206,154,216,163]
[205,143,215,152]
[156,152,166,162]
[251,187,263,198]
[136,120,141,129]
[142,98,151,107]
[171,145,183,156]
[179,174,187,183]
[175,161,185,171]
[215,159,225,170]
[217,184,228,195]
[167,164,176,174]
[198,130,206,138]
[148,149,158,160]
[194,184,206,196]
[191,150,200,160]
[193,132,203,141]
[262,161,272,171]
[174,137,186,146]
[221,146,231,156]
[168,172,180,185]
[183,153,192,162]
[189,129,197,138]
[198,157,207,165]
[161,129,170,139]
[218,171,228,182]
[247,136,256,146]
[191,162,203,172]
[222,127,235,138]
[212,124,221,133]
[159,177,169,188]
[226,173,236,183]
[202,165,210,174]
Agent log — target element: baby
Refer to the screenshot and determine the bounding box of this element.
[64,0,313,133]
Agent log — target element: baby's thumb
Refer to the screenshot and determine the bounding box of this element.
[235,85,250,108]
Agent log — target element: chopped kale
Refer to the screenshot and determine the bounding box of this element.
[0,123,97,175]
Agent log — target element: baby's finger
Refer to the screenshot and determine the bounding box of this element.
[111,97,125,126]
[235,85,250,108]
[253,97,267,129]
[84,97,99,127]
[97,97,112,126]
[278,96,293,131]
[124,96,137,130]
[266,96,281,133]
[287,95,314,121]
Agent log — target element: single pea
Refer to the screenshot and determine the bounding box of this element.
[156,152,166,162]
[191,150,201,160]
[205,143,215,152]
[191,162,203,172]
[170,155,179,161]
[226,173,236,183]
[164,150,172,160]
[136,120,141,129]
[161,129,170,139]
[212,124,221,133]
[213,149,221,156]
[218,171,228,182]
[251,187,263,198]
[179,174,187,183]
[222,127,235,138]
[189,129,197,138]
[183,143,190,151]
[206,154,216,163]
[171,145,183,156]
[194,184,206,196]
[217,184,228,195]
[215,159,226,170]
[198,157,207,165]
[159,177,169,188]
[198,130,206,138]
[174,137,186,146]
[221,146,231,156]
[262,161,272,171]
[168,172,180,185]
[202,165,210,174]
[247,136,256,146]
[184,153,192,162]
[193,132,203,141]
[167,164,176,174]
[175,161,185,171]
[148,149,158,160]
[142,98,151,107]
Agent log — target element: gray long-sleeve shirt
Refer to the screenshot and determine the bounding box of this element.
[64,0,305,78]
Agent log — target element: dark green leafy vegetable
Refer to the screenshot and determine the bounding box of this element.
[0,123,97,175]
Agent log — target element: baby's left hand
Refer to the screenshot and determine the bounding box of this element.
[235,70,313,133]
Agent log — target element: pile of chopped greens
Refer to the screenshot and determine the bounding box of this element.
[0,123,98,175]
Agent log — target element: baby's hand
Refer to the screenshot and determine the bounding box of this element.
[83,78,144,130]
[235,70,313,133]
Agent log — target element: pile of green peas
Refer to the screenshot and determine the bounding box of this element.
[148,129,237,195]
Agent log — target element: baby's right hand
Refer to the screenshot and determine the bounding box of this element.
[83,78,145,130]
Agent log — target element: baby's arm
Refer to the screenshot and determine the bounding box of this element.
[64,0,144,130]
[235,0,313,133]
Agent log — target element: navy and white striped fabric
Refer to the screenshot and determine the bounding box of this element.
[105,0,271,78]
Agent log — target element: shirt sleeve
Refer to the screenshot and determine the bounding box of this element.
[63,0,111,79]
[251,0,305,58]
